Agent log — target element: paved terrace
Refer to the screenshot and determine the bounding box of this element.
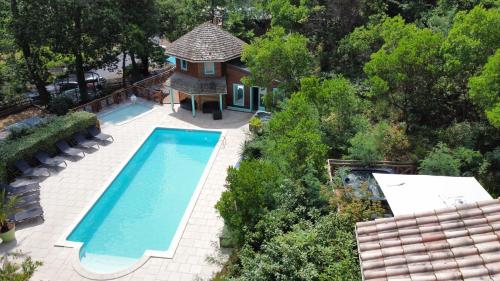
[0,102,252,281]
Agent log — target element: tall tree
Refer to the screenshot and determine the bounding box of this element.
[50,0,121,102]
[364,17,448,130]
[441,5,500,121]
[8,0,51,104]
[468,49,500,128]
[241,27,314,98]
[119,0,162,77]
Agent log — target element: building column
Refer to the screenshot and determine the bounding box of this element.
[219,94,223,111]
[169,88,174,112]
[191,95,196,117]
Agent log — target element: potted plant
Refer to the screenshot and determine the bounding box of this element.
[249,117,263,135]
[0,189,18,242]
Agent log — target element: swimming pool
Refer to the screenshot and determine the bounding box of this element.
[166,56,176,64]
[99,103,153,125]
[64,128,221,274]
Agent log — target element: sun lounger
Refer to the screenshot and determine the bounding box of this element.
[56,140,86,157]
[72,132,99,149]
[87,125,114,142]
[35,151,67,168]
[10,203,44,223]
[14,193,40,209]
[0,182,40,196]
[9,177,40,188]
[14,160,50,178]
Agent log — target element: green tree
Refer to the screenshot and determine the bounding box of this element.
[266,92,327,178]
[468,49,500,128]
[336,18,385,78]
[242,27,314,97]
[264,0,310,31]
[8,0,52,104]
[0,3,26,104]
[364,18,447,130]
[347,122,411,164]
[441,6,500,117]
[231,214,361,281]
[119,0,162,77]
[299,76,369,156]
[50,0,121,102]
[419,142,485,176]
[308,0,387,71]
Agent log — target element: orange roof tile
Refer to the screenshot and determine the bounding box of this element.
[356,198,500,281]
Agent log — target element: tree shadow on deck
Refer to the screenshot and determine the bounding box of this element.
[167,105,253,130]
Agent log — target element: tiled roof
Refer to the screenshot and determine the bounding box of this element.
[356,198,500,281]
[164,22,246,62]
[167,72,227,95]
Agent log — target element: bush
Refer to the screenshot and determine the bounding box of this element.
[0,252,42,281]
[7,126,34,141]
[347,122,411,164]
[437,122,483,149]
[419,142,485,177]
[47,96,74,116]
[230,214,361,281]
[0,111,97,183]
[215,160,281,246]
[419,143,461,176]
[266,93,327,179]
[240,136,267,160]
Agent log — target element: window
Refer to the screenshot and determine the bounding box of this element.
[204,62,215,75]
[233,84,245,106]
[180,59,188,71]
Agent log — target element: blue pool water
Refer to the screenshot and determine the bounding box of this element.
[166,56,176,64]
[99,103,152,125]
[67,128,221,273]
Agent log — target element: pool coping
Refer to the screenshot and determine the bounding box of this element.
[98,100,158,127]
[54,126,226,280]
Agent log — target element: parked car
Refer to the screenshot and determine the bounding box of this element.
[59,87,101,104]
[55,71,106,91]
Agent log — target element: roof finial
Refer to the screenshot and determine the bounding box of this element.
[212,8,223,26]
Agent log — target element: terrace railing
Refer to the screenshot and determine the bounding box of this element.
[0,97,33,118]
[72,65,175,114]
[327,159,417,182]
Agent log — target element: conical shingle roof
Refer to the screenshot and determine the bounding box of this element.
[164,22,246,62]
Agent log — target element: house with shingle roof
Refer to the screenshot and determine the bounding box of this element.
[356,198,500,281]
[164,22,269,117]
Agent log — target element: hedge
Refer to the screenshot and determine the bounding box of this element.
[0,111,97,183]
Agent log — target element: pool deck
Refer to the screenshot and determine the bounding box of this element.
[0,101,252,281]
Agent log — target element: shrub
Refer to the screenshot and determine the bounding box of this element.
[0,111,97,183]
[231,214,361,281]
[215,160,281,246]
[47,96,74,116]
[347,122,411,164]
[240,136,267,161]
[437,121,487,149]
[419,143,461,176]
[419,143,485,177]
[0,252,42,281]
[7,126,34,141]
[266,93,327,179]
